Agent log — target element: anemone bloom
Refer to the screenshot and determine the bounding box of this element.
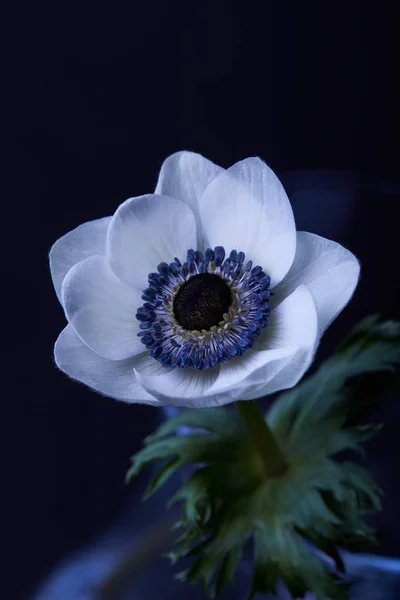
[50,152,359,407]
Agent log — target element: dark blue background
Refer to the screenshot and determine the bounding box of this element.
[8,1,399,599]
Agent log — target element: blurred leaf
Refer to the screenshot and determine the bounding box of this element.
[267,315,400,451]
[145,407,244,443]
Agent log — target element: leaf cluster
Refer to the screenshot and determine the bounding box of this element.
[126,317,400,599]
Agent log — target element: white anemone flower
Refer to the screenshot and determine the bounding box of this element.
[50,152,360,408]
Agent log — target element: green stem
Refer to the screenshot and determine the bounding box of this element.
[236,400,288,478]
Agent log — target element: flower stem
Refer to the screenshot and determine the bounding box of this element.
[236,400,288,478]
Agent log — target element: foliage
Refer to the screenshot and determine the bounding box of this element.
[126,317,400,599]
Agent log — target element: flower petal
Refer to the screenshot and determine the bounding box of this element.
[54,325,160,405]
[208,284,319,398]
[49,217,112,303]
[246,346,316,399]
[134,363,221,408]
[155,151,224,249]
[106,194,197,288]
[206,347,295,398]
[274,232,360,336]
[198,157,296,286]
[61,255,144,360]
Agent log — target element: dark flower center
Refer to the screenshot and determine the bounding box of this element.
[136,246,272,370]
[173,273,232,331]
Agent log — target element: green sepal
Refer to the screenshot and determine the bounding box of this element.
[247,526,348,600]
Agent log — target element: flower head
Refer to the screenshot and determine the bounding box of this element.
[50,152,360,407]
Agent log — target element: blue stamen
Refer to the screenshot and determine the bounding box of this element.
[136,245,272,371]
[205,248,215,263]
[186,249,196,263]
[259,275,271,287]
[153,346,163,358]
[214,246,225,266]
[195,250,204,263]
[169,262,179,275]
[251,265,263,277]
[142,287,156,298]
[158,275,169,286]
[157,262,170,275]
[148,282,160,293]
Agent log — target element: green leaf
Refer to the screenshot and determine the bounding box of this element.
[336,315,400,355]
[251,525,348,600]
[126,433,244,490]
[327,423,384,457]
[295,527,346,573]
[168,468,211,525]
[246,530,279,600]
[340,462,383,512]
[125,316,398,599]
[214,546,243,597]
[143,457,182,499]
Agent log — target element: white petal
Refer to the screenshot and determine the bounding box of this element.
[155,151,224,204]
[198,157,296,286]
[254,284,319,352]
[274,232,360,336]
[208,285,319,398]
[54,325,160,405]
[155,151,224,249]
[246,347,316,399]
[206,347,295,398]
[134,363,221,408]
[106,194,197,288]
[133,352,175,376]
[135,349,291,408]
[61,255,144,360]
[49,217,112,302]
